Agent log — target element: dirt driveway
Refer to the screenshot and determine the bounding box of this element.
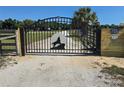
[0,56,124,87]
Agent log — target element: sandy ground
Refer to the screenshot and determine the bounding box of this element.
[0,56,124,87]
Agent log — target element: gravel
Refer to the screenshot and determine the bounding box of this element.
[0,56,123,87]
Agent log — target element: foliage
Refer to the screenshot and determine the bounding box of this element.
[101,65,124,76]
[72,7,99,36]
[73,7,98,26]
[0,18,72,30]
[101,65,124,86]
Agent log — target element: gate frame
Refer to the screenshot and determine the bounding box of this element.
[19,16,101,56]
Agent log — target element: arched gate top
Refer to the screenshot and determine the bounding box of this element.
[41,16,72,21]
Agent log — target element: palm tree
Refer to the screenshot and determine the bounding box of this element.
[73,7,98,36]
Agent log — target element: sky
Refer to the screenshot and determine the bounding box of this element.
[0,6,124,25]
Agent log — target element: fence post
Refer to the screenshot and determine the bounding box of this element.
[16,28,21,56]
[20,28,25,56]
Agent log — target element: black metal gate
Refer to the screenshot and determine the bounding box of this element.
[24,16,101,55]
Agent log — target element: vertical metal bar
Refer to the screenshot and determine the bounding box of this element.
[87,26,88,54]
[86,26,90,53]
[38,29,40,53]
[28,29,30,53]
[50,18,52,53]
[93,26,96,54]
[25,29,27,53]
[91,26,93,53]
[57,17,59,53]
[0,40,2,55]
[46,19,49,53]
[0,30,1,55]
[77,29,79,53]
[41,21,43,53]
[52,18,55,53]
[27,30,29,53]
[77,21,79,54]
[58,17,60,53]
[39,30,41,53]
[70,19,72,54]
[75,21,77,54]
[37,29,39,53]
[67,18,68,53]
[43,20,46,52]
[65,18,67,54]
[41,21,42,53]
[35,29,37,53]
[72,20,73,54]
[68,18,70,54]
[45,19,47,53]
[32,29,34,53]
[31,29,32,53]
[60,17,62,53]
[79,29,82,54]
[33,28,35,53]
[55,17,57,53]
[35,30,38,53]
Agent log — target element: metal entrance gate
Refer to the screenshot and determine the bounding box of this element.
[24,16,101,55]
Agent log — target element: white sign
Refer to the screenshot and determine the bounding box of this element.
[51,31,67,44]
[50,31,68,49]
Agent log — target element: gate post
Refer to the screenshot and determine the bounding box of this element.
[96,27,101,56]
[16,28,21,56]
[20,28,25,56]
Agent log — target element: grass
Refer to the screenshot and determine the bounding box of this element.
[101,65,124,86]
[101,65,124,76]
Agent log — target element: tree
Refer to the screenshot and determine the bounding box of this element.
[22,19,34,29]
[2,18,18,29]
[0,20,3,29]
[104,24,110,28]
[73,7,99,36]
